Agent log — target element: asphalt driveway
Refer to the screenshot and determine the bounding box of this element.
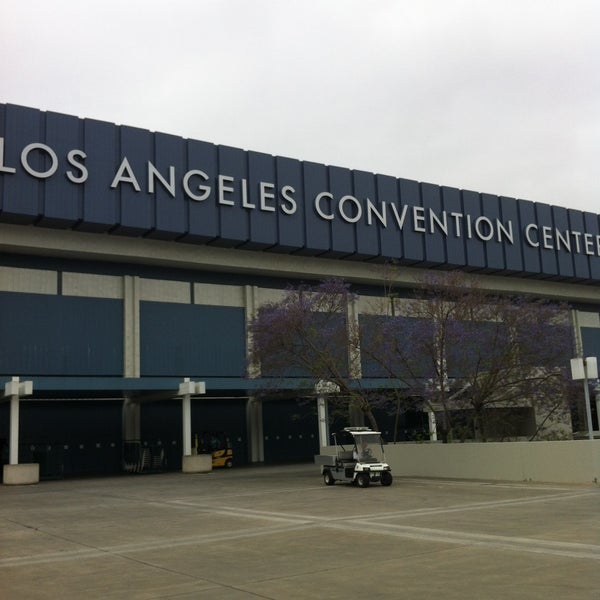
[1,464,598,599]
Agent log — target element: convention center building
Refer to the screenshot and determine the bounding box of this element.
[1,103,599,480]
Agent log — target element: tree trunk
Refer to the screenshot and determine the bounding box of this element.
[473,406,485,442]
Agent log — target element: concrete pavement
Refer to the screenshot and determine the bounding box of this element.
[1,464,599,599]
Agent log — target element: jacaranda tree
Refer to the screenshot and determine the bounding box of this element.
[248,279,382,430]
[361,271,574,441]
[249,272,574,441]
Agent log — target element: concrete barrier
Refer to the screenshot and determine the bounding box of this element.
[182,454,212,473]
[320,440,600,484]
[3,463,40,485]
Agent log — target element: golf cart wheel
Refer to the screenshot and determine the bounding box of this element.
[356,472,370,488]
[380,471,393,486]
[225,458,233,468]
[323,470,335,486]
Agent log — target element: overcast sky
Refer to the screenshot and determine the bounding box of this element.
[2,0,599,213]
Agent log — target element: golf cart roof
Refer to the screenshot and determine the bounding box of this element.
[343,427,382,436]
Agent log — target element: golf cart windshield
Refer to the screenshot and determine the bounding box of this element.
[352,433,384,463]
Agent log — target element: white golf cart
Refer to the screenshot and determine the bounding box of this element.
[314,427,393,487]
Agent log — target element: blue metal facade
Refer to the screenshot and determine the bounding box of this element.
[582,327,600,359]
[0,291,247,380]
[140,302,246,377]
[2,103,600,283]
[0,293,122,375]
[0,265,250,385]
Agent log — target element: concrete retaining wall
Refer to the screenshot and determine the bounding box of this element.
[320,440,600,484]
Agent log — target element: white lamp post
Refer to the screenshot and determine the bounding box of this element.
[177,378,206,456]
[595,380,600,433]
[315,380,339,448]
[4,377,33,465]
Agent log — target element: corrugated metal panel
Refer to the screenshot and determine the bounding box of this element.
[0,292,122,375]
[582,327,600,358]
[262,399,319,463]
[140,302,245,376]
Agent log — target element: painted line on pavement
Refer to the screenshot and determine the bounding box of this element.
[324,520,600,561]
[0,522,318,568]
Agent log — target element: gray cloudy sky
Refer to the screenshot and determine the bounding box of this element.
[2,0,599,213]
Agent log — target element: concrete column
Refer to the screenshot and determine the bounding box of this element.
[571,357,597,440]
[583,364,594,441]
[9,394,19,465]
[347,295,362,379]
[569,310,588,431]
[245,285,260,379]
[122,397,141,441]
[349,404,364,427]
[246,397,264,463]
[123,275,140,378]
[428,411,438,442]
[182,394,192,456]
[317,395,329,448]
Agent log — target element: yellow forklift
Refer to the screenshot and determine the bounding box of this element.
[194,431,233,468]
